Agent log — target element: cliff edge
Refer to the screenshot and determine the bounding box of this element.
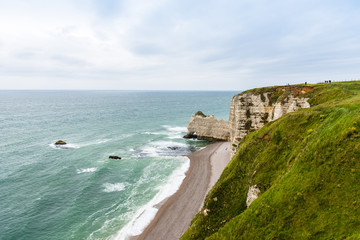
[229,85,313,157]
[185,86,314,158]
[181,81,360,240]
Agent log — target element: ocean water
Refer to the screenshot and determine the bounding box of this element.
[0,90,237,240]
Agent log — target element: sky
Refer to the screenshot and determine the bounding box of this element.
[0,0,360,90]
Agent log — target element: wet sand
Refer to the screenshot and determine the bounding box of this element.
[133,142,230,240]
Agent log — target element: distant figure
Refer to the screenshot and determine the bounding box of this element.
[305,82,307,85]
[329,80,332,83]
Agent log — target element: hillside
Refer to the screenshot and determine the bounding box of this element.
[181,81,360,239]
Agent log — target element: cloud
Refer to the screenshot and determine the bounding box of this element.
[0,0,360,90]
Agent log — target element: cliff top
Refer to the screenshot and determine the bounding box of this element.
[242,84,314,96]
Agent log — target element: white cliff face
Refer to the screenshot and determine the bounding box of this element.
[229,90,311,157]
[185,114,230,141]
[185,87,312,156]
[246,185,260,207]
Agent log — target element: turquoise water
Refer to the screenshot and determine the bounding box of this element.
[0,91,237,240]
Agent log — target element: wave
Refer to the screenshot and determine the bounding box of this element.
[77,168,97,174]
[162,125,188,133]
[103,183,126,193]
[162,125,187,139]
[49,135,132,150]
[49,143,79,149]
[112,156,190,240]
[143,132,162,135]
[78,139,111,147]
[139,141,188,157]
[167,135,183,139]
[141,126,187,140]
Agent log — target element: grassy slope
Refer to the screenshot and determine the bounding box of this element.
[181,81,360,240]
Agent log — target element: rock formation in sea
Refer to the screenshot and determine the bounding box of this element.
[184,111,230,141]
[55,140,67,145]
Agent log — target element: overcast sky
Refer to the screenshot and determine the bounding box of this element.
[1,0,360,90]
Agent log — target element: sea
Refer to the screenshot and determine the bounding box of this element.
[0,90,237,240]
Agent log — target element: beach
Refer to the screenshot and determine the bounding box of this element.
[134,141,231,240]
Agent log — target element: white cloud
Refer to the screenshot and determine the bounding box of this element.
[0,0,360,90]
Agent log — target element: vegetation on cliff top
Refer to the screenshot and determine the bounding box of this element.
[181,81,360,239]
[240,84,315,106]
[194,111,207,117]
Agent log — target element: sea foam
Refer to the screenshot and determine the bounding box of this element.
[77,168,97,174]
[49,143,80,149]
[103,183,126,193]
[163,125,188,133]
[163,125,187,139]
[139,141,188,157]
[112,156,190,240]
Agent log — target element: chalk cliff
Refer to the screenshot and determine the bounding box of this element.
[184,111,230,141]
[185,86,313,157]
[229,86,313,157]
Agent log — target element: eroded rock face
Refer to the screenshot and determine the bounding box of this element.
[184,113,230,141]
[229,88,311,157]
[185,86,312,157]
[246,185,260,207]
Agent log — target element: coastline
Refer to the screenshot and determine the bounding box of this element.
[132,141,230,240]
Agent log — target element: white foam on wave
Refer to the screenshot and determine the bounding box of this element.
[79,139,111,147]
[162,125,188,133]
[50,135,132,150]
[162,125,187,139]
[49,143,80,149]
[103,183,126,193]
[112,156,190,240]
[141,126,187,140]
[143,131,161,135]
[140,146,160,157]
[139,141,188,157]
[167,135,183,139]
[77,168,97,174]
[153,141,187,148]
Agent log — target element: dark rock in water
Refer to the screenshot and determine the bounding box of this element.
[55,140,67,145]
[183,133,197,139]
[168,146,181,150]
[188,146,197,152]
[109,156,122,160]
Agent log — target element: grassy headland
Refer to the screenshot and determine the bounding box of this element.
[181,81,360,239]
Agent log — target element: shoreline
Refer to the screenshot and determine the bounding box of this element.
[132,142,230,240]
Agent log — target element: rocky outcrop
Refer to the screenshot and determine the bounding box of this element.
[55,140,67,145]
[168,146,181,150]
[184,111,230,141]
[246,185,260,207]
[184,85,313,157]
[229,86,312,157]
[184,86,313,157]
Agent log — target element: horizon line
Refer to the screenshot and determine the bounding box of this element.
[0,89,242,92]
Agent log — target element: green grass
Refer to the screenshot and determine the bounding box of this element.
[181,81,360,240]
